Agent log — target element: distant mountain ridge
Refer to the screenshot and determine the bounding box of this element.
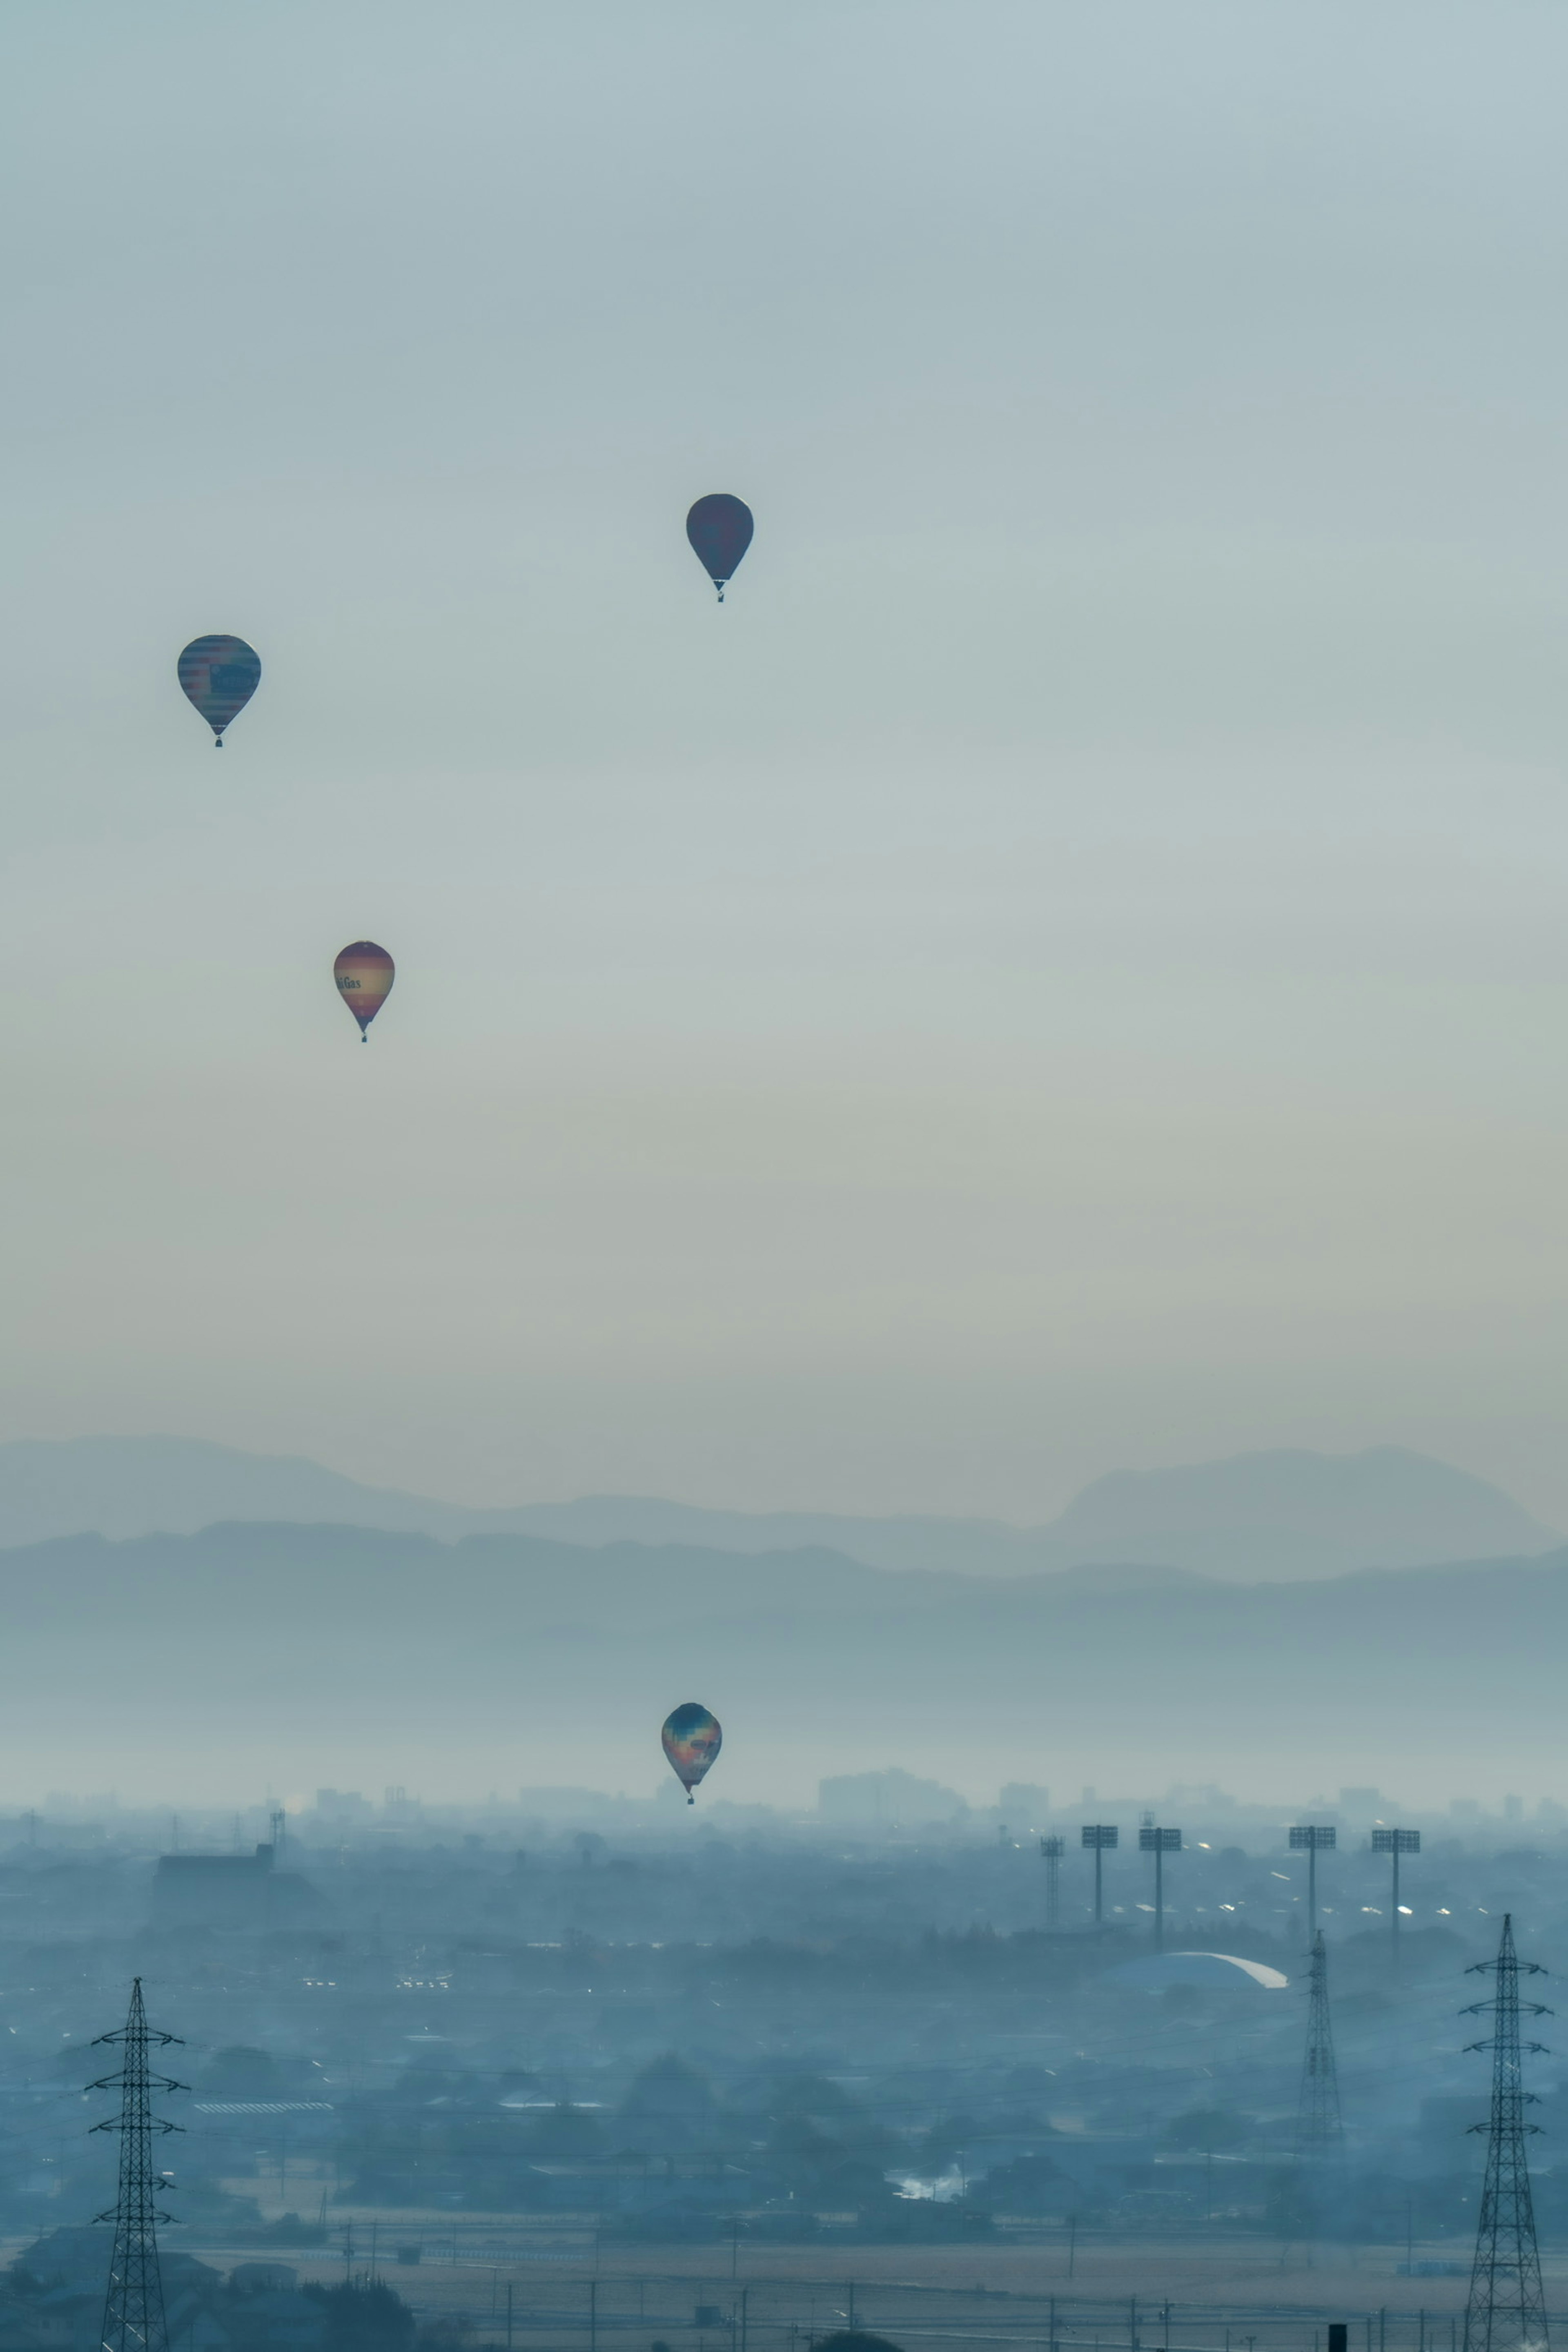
[0,1517,1561,1789]
[0,1434,1552,1584]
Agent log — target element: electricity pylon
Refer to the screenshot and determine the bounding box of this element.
[1295,1931,1343,2154]
[89,1979,186,2352]
[1462,1915,1550,2352]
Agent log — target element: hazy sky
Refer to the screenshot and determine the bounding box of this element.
[4,2,1568,1526]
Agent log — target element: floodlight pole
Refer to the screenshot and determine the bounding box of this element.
[1040,1837,1065,1930]
[1081,1825,1118,1926]
[1139,1823,1182,1953]
[1290,1824,1337,1940]
[1372,1827,1420,1972]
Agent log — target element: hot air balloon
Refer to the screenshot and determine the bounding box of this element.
[334,941,394,1040]
[685,495,753,602]
[662,1703,722,1803]
[178,635,261,746]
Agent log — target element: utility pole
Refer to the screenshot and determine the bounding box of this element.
[1461,1914,1550,2352]
[1289,1824,1336,1939]
[89,1979,187,2352]
[1295,1932,1344,2160]
[1081,1824,1118,1924]
[1040,1837,1065,1928]
[1372,1828,1420,1971]
[1139,1821,1181,1952]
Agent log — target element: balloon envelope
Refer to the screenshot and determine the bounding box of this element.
[685,495,753,599]
[334,941,395,1038]
[178,635,261,744]
[662,1703,722,1801]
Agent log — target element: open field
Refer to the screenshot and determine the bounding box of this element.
[45,2229,1563,2352]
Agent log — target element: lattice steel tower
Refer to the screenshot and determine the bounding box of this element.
[1462,1915,1550,2352]
[1295,1930,1343,2155]
[89,1979,186,2352]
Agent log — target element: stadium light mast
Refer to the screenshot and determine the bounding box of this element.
[1081,1824,1118,1925]
[1289,1824,1337,1938]
[1371,1827,1420,1971]
[1040,1836,1064,1929]
[1139,1821,1182,1952]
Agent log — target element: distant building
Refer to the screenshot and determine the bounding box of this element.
[152,1844,275,1929]
[314,1788,372,1821]
[998,1782,1051,1822]
[820,1769,967,1826]
[151,1844,324,1930]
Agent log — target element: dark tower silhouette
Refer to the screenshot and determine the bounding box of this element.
[1289,1823,1336,1939]
[1372,1825,1420,1972]
[90,1979,186,2352]
[1296,1930,1344,2155]
[1139,1819,1181,1951]
[1462,1915,1550,2352]
[1081,1824,1118,1924]
[1040,1835,1065,1927]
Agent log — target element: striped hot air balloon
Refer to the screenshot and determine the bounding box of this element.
[334,941,394,1040]
[178,635,261,746]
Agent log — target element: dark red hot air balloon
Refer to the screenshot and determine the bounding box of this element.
[685,495,753,602]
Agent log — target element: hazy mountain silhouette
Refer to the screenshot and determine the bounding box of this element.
[0,1519,1560,1783]
[1029,1447,1559,1579]
[0,1435,1552,1582]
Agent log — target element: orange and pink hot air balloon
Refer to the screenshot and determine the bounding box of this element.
[662,1703,722,1804]
[334,941,394,1040]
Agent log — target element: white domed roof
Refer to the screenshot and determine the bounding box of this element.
[1105,1950,1290,1991]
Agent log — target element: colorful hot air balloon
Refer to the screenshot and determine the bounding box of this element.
[334,941,394,1040]
[178,635,261,746]
[662,1703,722,1804]
[685,495,753,603]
